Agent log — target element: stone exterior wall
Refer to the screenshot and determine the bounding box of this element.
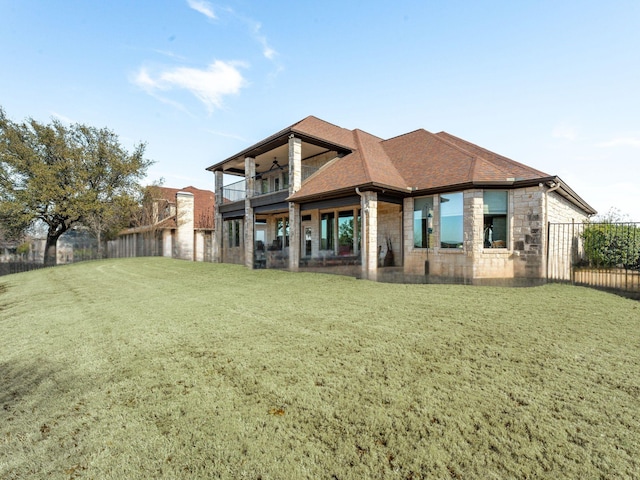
[403,194,472,279]
[194,230,208,262]
[222,219,244,265]
[469,189,514,279]
[511,186,545,279]
[377,203,402,267]
[547,191,589,224]
[300,211,319,258]
[403,186,566,282]
[546,190,590,280]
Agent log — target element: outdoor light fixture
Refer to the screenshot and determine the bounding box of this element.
[255,158,283,179]
[269,158,284,171]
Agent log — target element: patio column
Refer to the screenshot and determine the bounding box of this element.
[213,170,224,263]
[360,191,378,281]
[245,157,255,269]
[288,135,302,271]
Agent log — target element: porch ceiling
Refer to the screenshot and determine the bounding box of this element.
[207,126,351,175]
[217,142,332,177]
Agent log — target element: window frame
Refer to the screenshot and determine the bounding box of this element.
[483,190,509,249]
[413,196,434,249]
[439,192,464,249]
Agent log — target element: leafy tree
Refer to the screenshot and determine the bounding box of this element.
[0,108,152,265]
[593,207,631,223]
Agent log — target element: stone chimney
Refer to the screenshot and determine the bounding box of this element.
[175,191,194,260]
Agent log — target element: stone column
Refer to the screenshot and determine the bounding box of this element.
[360,191,378,281]
[289,135,302,193]
[245,157,255,269]
[213,170,224,263]
[288,136,302,271]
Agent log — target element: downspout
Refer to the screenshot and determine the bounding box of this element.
[544,181,561,280]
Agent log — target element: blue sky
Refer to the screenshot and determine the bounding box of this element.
[1,0,639,220]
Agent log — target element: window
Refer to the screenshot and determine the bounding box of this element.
[338,211,354,255]
[234,219,241,247]
[282,171,289,189]
[413,197,434,248]
[304,226,312,256]
[484,191,508,248]
[226,219,241,247]
[255,219,266,251]
[275,217,289,248]
[440,193,463,249]
[320,212,334,250]
[357,210,361,252]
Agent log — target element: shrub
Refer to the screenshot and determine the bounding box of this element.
[581,222,640,269]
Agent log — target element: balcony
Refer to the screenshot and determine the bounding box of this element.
[221,164,321,205]
[222,179,246,204]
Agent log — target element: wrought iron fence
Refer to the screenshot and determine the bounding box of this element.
[547,221,640,294]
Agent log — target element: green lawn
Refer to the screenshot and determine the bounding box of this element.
[1,258,639,479]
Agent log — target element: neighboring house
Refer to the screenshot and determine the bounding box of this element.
[110,186,215,261]
[0,234,45,264]
[206,116,596,284]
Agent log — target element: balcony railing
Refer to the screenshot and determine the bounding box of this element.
[221,164,321,204]
[253,182,288,196]
[222,179,246,204]
[302,164,319,181]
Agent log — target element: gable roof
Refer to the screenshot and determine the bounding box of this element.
[159,186,214,230]
[289,125,555,202]
[206,116,355,172]
[209,116,595,214]
[123,186,215,233]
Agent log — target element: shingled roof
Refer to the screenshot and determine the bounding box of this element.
[289,123,555,201]
[211,116,594,214]
[157,186,214,230]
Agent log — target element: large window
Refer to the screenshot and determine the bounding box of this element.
[320,212,334,250]
[275,217,289,248]
[484,190,508,248]
[413,197,434,248]
[440,193,463,249]
[338,211,354,255]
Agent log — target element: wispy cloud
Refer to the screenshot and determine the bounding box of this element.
[596,137,640,148]
[252,22,277,60]
[153,49,188,61]
[552,123,578,141]
[205,129,247,141]
[133,61,247,112]
[187,0,216,20]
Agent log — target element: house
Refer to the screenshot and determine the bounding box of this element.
[206,116,596,284]
[110,186,215,261]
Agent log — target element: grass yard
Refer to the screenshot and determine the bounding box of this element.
[1,258,639,479]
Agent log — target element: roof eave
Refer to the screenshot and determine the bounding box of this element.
[288,182,409,203]
[206,128,353,173]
